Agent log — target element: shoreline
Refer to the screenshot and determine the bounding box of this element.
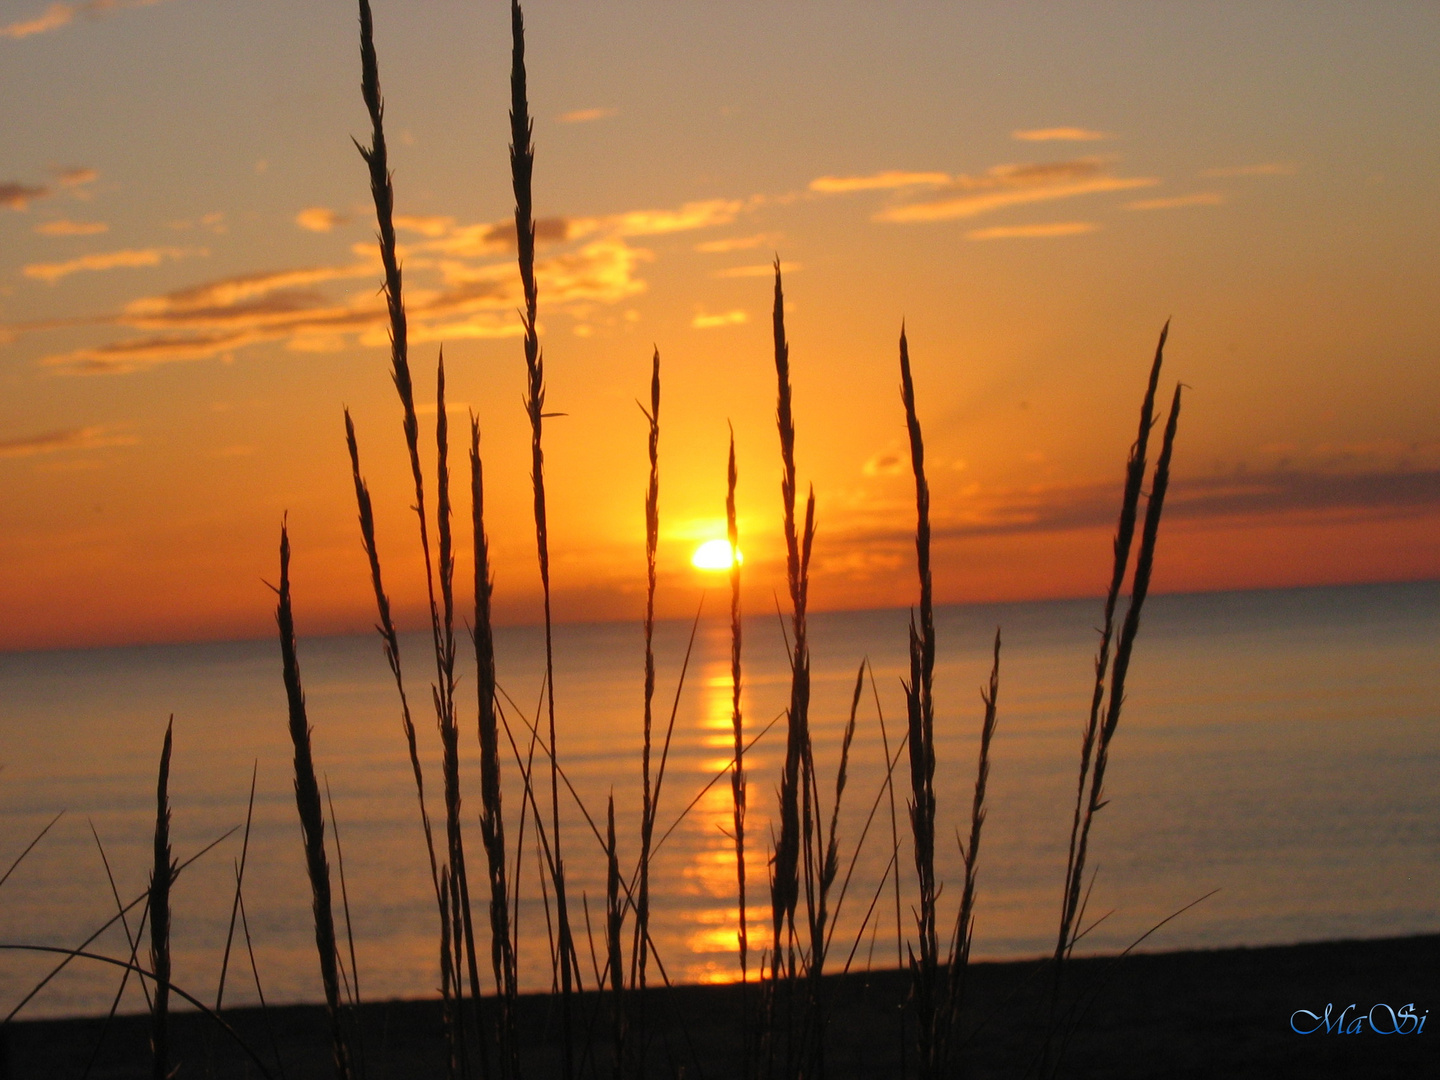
[4,932,1434,1077]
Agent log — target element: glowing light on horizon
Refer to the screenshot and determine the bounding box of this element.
[691,539,742,571]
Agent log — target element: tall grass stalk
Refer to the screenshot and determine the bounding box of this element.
[277,524,353,1080]
[511,3,578,1074]
[1046,357,1182,1075]
[633,349,661,1000]
[344,413,442,906]
[768,259,815,988]
[472,415,519,1078]
[605,795,626,1078]
[435,355,490,1080]
[355,0,448,696]
[899,326,941,1077]
[1056,323,1167,966]
[726,426,750,1072]
[148,718,174,1080]
[1070,383,1183,913]
[354,1,471,1058]
[940,630,1001,1071]
[814,665,861,972]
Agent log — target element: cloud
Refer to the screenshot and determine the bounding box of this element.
[417,198,741,257]
[714,261,801,278]
[600,199,744,238]
[1,1,165,41]
[45,331,267,373]
[393,213,454,238]
[55,166,97,188]
[694,233,779,254]
[24,246,195,284]
[295,207,349,233]
[863,448,905,477]
[846,467,1440,547]
[874,160,1157,223]
[1011,127,1112,142]
[967,221,1098,240]
[21,193,751,374]
[1126,192,1225,211]
[809,170,951,193]
[0,425,136,458]
[691,310,747,329]
[1,3,75,39]
[35,218,108,235]
[31,233,648,371]
[421,215,576,256]
[1202,162,1297,178]
[1,181,49,210]
[558,107,616,124]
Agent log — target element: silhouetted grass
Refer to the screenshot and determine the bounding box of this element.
[148,718,173,1080]
[510,4,579,1076]
[277,524,353,1080]
[634,348,661,1025]
[473,413,519,1078]
[899,325,941,1078]
[0,8,1197,1079]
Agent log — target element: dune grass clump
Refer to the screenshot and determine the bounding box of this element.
[0,5,1190,1078]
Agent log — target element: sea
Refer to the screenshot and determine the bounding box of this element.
[1,580,1436,1019]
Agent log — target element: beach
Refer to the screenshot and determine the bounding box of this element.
[4,934,1434,1078]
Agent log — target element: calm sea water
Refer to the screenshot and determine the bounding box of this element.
[1,581,1436,1019]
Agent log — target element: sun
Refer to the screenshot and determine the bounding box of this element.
[691,538,743,571]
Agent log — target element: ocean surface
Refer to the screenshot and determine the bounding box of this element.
[1,581,1436,1019]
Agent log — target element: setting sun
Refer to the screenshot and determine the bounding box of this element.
[691,538,743,571]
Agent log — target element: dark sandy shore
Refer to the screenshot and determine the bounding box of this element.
[4,933,1434,1078]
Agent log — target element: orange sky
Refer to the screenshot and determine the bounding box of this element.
[1,2,1437,651]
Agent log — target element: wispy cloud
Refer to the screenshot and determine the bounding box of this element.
[413,200,744,260]
[19,193,756,374]
[24,246,196,284]
[3,168,96,211]
[0,425,136,458]
[1127,192,1225,211]
[35,218,109,235]
[967,222,1098,240]
[295,207,350,233]
[600,199,745,237]
[393,213,454,238]
[557,107,616,124]
[55,166,97,188]
[1012,127,1112,142]
[714,261,801,279]
[1,1,166,42]
[844,466,1440,548]
[691,310,747,329]
[809,170,951,193]
[1,3,76,39]
[694,232,779,254]
[1,181,49,210]
[874,160,1157,224]
[863,447,905,477]
[1202,162,1297,178]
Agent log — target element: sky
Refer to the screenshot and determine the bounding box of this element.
[1,0,1437,651]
